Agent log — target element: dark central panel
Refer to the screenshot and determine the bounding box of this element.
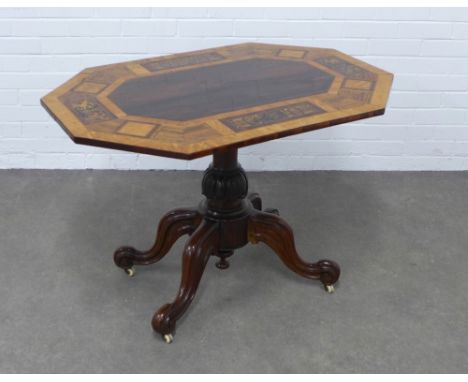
[109,58,334,121]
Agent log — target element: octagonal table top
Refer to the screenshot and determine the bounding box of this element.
[41,42,393,159]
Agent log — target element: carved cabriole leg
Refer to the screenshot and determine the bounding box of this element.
[152,219,219,340]
[247,210,340,290]
[114,208,202,274]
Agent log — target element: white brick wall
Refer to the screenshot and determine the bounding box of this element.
[1,7,468,170]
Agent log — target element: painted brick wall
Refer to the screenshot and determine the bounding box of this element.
[1,7,468,170]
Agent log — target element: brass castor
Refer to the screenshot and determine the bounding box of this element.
[124,267,135,277]
[325,284,335,294]
[163,334,174,344]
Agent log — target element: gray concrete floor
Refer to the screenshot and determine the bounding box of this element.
[0,170,467,373]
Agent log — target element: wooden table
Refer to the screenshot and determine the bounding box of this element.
[41,42,393,344]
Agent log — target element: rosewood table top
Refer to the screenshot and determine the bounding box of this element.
[41,42,393,159]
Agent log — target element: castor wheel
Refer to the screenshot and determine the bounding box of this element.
[124,267,135,277]
[325,284,335,293]
[163,334,174,344]
[264,208,280,216]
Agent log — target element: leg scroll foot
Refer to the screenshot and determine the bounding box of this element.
[151,219,219,341]
[316,259,341,290]
[114,208,202,274]
[248,210,340,290]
